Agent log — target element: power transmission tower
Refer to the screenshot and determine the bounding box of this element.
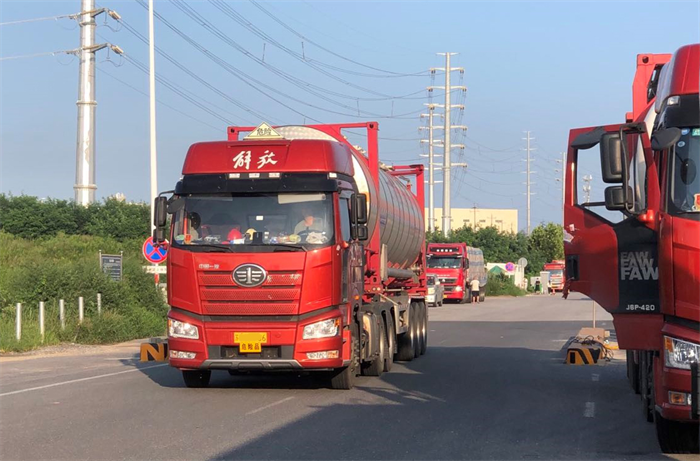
[429,53,467,236]
[74,0,122,205]
[419,104,442,233]
[583,174,593,203]
[522,131,536,235]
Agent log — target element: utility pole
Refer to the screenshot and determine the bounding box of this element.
[555,151,566,213]
[74,2,122,205]
[419,104,445,233]
[429,53,466,237]
[148,0,158,230]
[523,131,536,235]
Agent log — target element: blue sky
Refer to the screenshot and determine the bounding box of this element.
[1,0,698,231]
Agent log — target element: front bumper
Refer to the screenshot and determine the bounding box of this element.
[167,308,347,371]
[443,287,464,300]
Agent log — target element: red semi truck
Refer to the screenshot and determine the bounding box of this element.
[152,122,429,390]
[564,44,699,453]
[426,243,487,303]
[543,260,565,291]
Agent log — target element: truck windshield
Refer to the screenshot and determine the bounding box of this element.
[427,256,462,269]
[171,193,334,251]
[669,127,700,214]
[549,269,564,278]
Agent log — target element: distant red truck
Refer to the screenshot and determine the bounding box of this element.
[426,243,487,303]
[543,260,565,291]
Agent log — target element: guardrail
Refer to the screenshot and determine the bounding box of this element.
[13,293,103,343]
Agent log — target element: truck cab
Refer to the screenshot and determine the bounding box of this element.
[426,243,486,303]
[563,45,699,453]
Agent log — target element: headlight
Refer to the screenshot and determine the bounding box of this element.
[303,318,340,340]
[664,336,700,370]
[168,319,199,339]
[428,287,435,294]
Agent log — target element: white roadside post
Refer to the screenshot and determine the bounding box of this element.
[59,299,65,330]
[15,303,22,341]
[97,293,102,316]
[39,301,45,342]
[79,297,84,324]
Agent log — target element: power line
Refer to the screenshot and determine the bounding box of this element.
[249,0,428,78]
[0,13,77,26]
[0,50,75,61]
[96,66,222,131]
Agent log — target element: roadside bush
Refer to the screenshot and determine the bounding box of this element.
[0,194,150,241]
[0,232,166,352]
[485,272,527,297]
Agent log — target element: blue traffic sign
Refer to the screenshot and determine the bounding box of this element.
[142,237,168,264]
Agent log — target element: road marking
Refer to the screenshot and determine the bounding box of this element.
[0,363,168,397]
[584,401,595,418]
[245,396,295,416]
[591,373,600,382]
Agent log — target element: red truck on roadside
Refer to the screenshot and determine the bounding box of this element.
[426,243,486,303]
[543,260,565,292]
[564,44,699,453]
[152,122,429,390]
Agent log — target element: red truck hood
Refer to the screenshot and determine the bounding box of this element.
[168,247,334,317]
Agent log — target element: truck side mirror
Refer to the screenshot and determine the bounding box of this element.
[650,127,681,151]
[604,185,630,210]
[154,196,168,228]
[153,226,167,244]
[351,193,368,225]
[600,132,623,183]
[153,196,168,244]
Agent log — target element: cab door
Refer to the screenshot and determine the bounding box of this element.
[564,124,662,349]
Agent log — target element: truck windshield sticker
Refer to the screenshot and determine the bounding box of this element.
[620,251,658,281]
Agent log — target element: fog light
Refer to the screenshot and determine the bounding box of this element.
[668,391,691,406]
[307,350,339,360]
[170,350,196,360]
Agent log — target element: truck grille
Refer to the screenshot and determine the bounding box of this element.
[438,277,457,285]
[198,271,301,316]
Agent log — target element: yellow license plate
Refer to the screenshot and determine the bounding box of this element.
[234,332,268,353]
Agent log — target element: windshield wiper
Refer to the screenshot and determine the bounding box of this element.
[247,243,306,252]
[186,243,233,253]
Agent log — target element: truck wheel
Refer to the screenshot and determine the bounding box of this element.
[396,305,416,362]
[419,301,428,356]
[362,318,385,377]
[384,314,395,372]
[182,370,211,388]
[640,353,654,422]
[412,303,421,358]
[463,288,471,304]
[479,292,485,303]
[654,410,700,454]
[329,324,359,390]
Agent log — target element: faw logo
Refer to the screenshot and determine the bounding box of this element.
[620,251,658,281]
[232,264,267,288]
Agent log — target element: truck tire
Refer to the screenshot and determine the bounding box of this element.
[463,288,471,304]
[654,410,700,454]
[640,352,654,422]
[384,313,395,372]
[362,319,385,377]
[412,303,421,358]
[396,306,416,362]
[479,292,485,303]
[182,370,211,388]
[329,324,359,390]
[419,301,428,356]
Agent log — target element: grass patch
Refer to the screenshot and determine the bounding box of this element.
[485,272,527,297]
[0,232,166,352]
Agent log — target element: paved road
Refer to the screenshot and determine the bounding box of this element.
[0,294,680,460]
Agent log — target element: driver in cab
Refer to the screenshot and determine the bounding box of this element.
[293,206,327,244]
